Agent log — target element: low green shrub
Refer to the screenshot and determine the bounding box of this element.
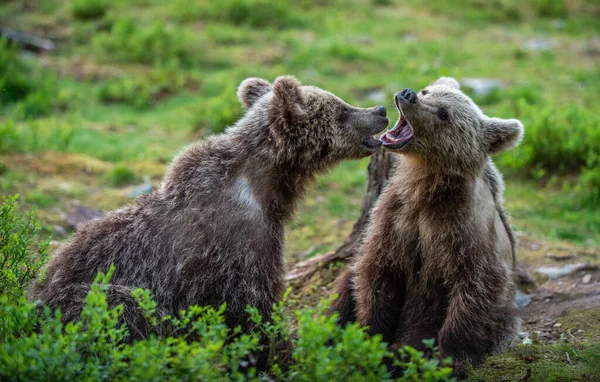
[497,101,600,206]
[419,0,592,23]
[98,69,190,109]
[192,84,243,134]
[0,195,50,304]
[71,0,110,20]
[0,119,75,154]
[92,19,192,66]
[104,165,139,187]
[0,39,58,118]
[205,0,306,29]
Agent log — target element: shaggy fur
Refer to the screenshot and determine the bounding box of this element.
[30,76,389,341]
[330,77,523,377]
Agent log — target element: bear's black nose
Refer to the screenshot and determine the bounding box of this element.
[396,88,417,104]
[376,105,387,117]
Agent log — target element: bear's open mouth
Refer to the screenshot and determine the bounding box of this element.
[380,113,413,150]
[362,135,383,149]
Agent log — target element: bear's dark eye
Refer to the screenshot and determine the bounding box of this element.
[437,108,449,121]
[421,89,429,95]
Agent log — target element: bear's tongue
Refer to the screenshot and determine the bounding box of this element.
[380,114,413,149]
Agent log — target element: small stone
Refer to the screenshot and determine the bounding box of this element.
[533,263,591,280]
[515,290,531,308]
[365,89,386,103]
[53,225,67,238]
[62,206,104,229]
[554,323,562,328]
[400,33,418,42]
[552,19,565,30]
[356,35,372,46]
[525,38,553,52]
[582,274,592,284]
[128,183,153,198]
[461,78,504,96]
[529,243,541,251]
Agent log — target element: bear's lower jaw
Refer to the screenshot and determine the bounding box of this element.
[362,136,383,149]
[380,114,413,150]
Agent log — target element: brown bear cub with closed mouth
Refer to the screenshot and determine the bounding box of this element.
[330,77,523,377]
[30,76,389,343]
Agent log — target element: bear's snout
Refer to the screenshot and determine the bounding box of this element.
[375,105,387,117]
[396,88,417,105]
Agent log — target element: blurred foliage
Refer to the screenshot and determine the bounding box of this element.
[0,39,58,118]
[92,18,193,66]
[71,0,109,20]
[104,165,139,187]
[98,68,192,109]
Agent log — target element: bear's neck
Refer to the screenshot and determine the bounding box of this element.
[237,144,316,224]
[394,154,484,204]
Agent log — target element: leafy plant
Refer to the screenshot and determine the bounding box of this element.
[92,19,192,66]
[71,0,110,20]
[0,195,50,304]
[0,39,57,118]
[104,165,139,187]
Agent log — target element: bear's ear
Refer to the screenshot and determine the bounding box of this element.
[433,77,460,90]
[270,75,306,130]
[483,117,524,154]
[237,77,272,109]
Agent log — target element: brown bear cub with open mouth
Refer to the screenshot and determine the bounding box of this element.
[330,77,523,377]
[30,76,389,345]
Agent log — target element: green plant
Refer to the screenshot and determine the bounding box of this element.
[0,195,50,304]
[104,165,139,187]
[0,39,57,117]
[71,0,110,20]
[0,119,75,154]
[98,69,190,109]
[193,84,243,134]
[394,339,454,381]
[92,19,192,66]
[205,0,305,29]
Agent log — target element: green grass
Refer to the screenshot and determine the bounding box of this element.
[0,0,597,247]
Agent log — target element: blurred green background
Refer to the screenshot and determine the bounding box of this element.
[0,0,599,257]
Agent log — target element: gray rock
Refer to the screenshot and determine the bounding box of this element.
[129,183,153,198]
[62,206,104,229]
[525,38,553,52]
[461,78,504,96]
[533,263,592,280]
[515,290,531,308]
[53,225,67,238]
[582,274,592,284]
[365,89,386,103]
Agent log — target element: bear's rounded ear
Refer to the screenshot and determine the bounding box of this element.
[237,77,272,109]
[433,77,460,90]
[270,75,306,128]
[484,117,524,154]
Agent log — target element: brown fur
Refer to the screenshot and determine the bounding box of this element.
[29,76,389,343]
[330,77,523,377]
